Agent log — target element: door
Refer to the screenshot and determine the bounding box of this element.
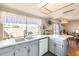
[15,43,28,56]
[39,38,48,56]
[29,40,38,56]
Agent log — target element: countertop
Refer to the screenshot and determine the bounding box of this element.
[0,35,49,49]
[0,35,73,49]
[52,34,73,40]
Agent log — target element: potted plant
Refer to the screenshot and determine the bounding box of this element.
[47,20,52,26]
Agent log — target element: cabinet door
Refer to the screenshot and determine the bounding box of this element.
[55,40,67,56]
[39,38,48,56]
[0,51,14,56]
[0,46,14,56]
[61,42,67,56]
[15,43,28,56]
[49,39,55,54]
[55,44,62,56]
[55,43,67,56]
[29,40,38,56]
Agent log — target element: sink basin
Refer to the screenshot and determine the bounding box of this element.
[25,36,35,40]
[15,38,25,42]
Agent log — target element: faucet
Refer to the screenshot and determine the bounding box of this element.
[27,32,33,38]
[7,34,13,39]
[24,30,27,38]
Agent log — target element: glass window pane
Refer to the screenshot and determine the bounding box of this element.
[3,12,26,39]
[26,17,42,35]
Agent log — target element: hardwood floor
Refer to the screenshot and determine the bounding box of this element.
[68,45,79,56]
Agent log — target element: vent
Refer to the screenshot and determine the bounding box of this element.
[63,9,74,14]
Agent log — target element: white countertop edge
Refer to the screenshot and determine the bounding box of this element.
[0,35,73,49]
[0,35,49,49]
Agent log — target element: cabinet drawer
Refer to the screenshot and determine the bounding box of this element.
[0,51,14,56]
[15,43,28,48]
[30,40,38,46]
[0,46,14,55]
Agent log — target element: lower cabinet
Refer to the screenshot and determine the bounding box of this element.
[15,43,29,56]
[29,40,38,56]
[49,38,67,56]
[39,37,48,56]
[55,44,63,56]
[0,37,68,56]
[49,39,55,54]
[0,46,14,56]
[0,40,38,56]
[15,40,38,56]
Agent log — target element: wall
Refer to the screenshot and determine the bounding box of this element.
[41,18,60,34]
[64,20,79,33]
[41,18,53,34]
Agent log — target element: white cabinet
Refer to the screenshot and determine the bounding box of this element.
[55,44,62,56]
[15,43,28,56]
[49,37,67,56]
[0,46,14,56]
[55,39,67,56]
[39,38,48,56]
[15,40,38,56]
[29,40,38,56]
[49,38,55,54]
[0,40,38,56]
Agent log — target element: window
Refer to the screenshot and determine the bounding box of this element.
[26,17,42,35]
[2,12,42,39]
[53,23,60,34]
[3,12,26,39]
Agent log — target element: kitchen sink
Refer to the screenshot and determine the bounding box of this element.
[25,37,35,40]
[15,36,36,42]
[15,38,25,42]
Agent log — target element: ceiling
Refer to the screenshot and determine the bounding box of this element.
[0,3,79,20]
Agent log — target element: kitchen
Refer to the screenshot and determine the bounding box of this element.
[0,3,79,56]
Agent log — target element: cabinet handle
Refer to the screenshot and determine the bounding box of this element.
[24,47,26,48]
[54,44,56,46]
[13,52,15,56]
[62,45,63,48]
[28,49,30,53]
[28,47,30,53]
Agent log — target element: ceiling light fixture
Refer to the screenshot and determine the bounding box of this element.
[61,18,69,24]
[63,9,74,14]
